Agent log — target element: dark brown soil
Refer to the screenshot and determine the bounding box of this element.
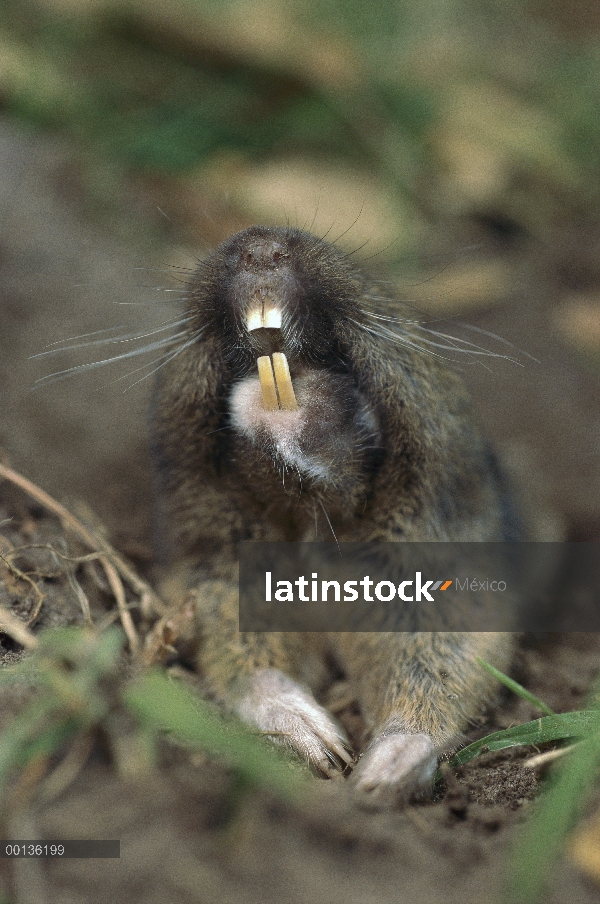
[1,118,600,904]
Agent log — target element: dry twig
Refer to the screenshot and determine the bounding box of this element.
[0,461,165,656]
[522,744,580,770]
[0,604,39,650]
[0,551,46,625]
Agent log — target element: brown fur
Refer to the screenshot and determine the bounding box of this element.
[151,226,521,799]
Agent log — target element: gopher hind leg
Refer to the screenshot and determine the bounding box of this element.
[338,632,513,803]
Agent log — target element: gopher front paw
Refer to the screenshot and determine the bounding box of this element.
[352,732,437,805]
[233,669,353,776]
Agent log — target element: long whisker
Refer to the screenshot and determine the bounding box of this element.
[104,340,199,386]
[340,239,371,260]
[319,500,341,556]
[122,332,204,392]
[409,324,522,361]
[360,307,533,365]
[309,191,321,233]
[37,325,128,347]
[368,323,500,371]
[350,320,451,363]
[33,332,189,386]
[360,308,426,325]
[207,425,234,436]
[131,265,197,273]
[331,204,365,246]
[447,322,541,363]
[31,318,192,358]
[112,298,185,305]
[124,285,189,294]
[411,329,524,364]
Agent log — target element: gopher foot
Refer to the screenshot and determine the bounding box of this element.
[352,732,437,805]
[233,669,353,776]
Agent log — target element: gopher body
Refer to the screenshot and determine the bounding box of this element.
[151,225,522,799]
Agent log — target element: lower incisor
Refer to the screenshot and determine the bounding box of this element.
[272,352,298,411]
[257,355,279,410]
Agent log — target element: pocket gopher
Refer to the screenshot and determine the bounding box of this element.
[151,225,522,801]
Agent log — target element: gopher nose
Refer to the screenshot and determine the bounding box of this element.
[241,240,286,271]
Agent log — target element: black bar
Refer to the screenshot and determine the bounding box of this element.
[1,841,120,858]
[239,541,600,632]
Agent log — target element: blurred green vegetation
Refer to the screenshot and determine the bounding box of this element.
[0,627,304,817]
[2,0,600,248]
[504,678,600,904]
[0,0,434,175]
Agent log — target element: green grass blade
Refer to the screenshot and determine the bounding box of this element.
[442,711,599,774]
[123,670,307,799]
[504,716,600,904]
[0,698,73,792]
[477,658,555,716]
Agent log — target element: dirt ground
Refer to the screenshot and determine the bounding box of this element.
[1,117,600,903]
